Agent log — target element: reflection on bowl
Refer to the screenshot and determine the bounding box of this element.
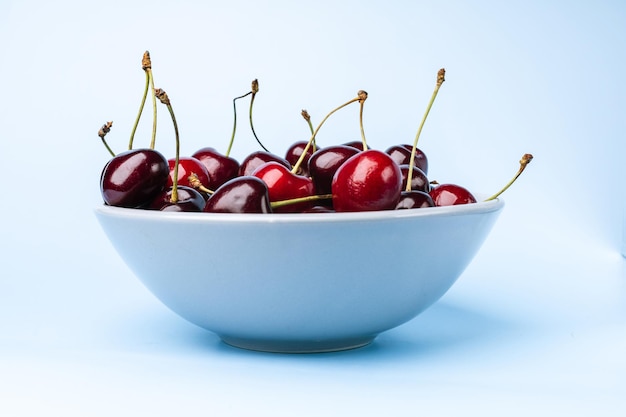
[95,197,504,353]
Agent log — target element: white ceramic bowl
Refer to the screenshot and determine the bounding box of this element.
[95,197,504,353]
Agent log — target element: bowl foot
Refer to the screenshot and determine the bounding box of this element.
[219,335,376,353]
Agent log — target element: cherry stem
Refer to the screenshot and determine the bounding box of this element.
[291,93,363,175]
[270,193,333,210]
[301,109,317,152]
[484,153,534,201]
[128,51,151,150]
[406,68,445,192]
[98,121,115,157]
[358,90,369,151]
[155,88,180,203]
[188,173,214,195]
[148,66,157,149]
[226,91,252,157]
[249,79,270,152]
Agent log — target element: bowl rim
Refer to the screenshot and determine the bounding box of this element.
[94,196,504,224]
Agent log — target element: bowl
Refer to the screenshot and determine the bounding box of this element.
[95,197,504,353]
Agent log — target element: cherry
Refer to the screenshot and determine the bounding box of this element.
[308,145,360,195]
[100,148,169,208]
[429,184,477,206]
[167,156,211,190]
[343,140,366,151]
[239,150,291,177]
[252,161,316,213]
[204,176,272,214]
[302,206,335,213]
[149,185,206,212]
[399,164,429,193]
[332,149,402,212]
[285,140,319,176]
[395,190,434,210]
[191,147,240,190]
[386,144,428,175]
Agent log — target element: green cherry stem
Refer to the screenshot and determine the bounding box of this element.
[484,153,534,201]
[249,79,270,152]
[128,51,151,150]
[155,88,180,203]
[98,121,116,157]
[148,61,157,150]
[270,193,333,210]
[406,68,445,192]
[301,109,317,152]
[291,93,364,175]
[225,90,252,157]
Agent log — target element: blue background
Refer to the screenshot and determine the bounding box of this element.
[1,1,625,415]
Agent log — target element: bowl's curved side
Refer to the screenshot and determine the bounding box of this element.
[94,201,503,352]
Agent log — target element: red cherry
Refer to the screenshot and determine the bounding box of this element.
[239,150,291,177]
[395,190,435,210]
[148,185,206,212]
[399,164,430,193]
[308,145,360,195]
[100,148,169,208]
[167,157,211,191]
[385,144,428,175]
[331,149,402,212]
[429,184,477,206]
[204,176,272,214]
[285,140,319,176]
[191,147,240,190]
[343,140,366,151]
[252,161,316,213]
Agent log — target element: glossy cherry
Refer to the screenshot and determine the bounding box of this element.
[308,145,360,195]
[191,147,240,190]
[385,144,428,175]
[204,176,272,213]
[252,161,316,213]
[167,156,211,190]
[332,149,402,212]
[343,140,366,151]
[100,148,169,208]
[429,184,477,206]
[149,185,206,212]
[395,190,435,210]
[399,164,430,193]
[239,150,291,177]
[285,140,319,176]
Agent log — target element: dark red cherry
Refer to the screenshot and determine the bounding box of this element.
[149,185,206,212]
[239,150,291,177]
[395,190,435,210]
[343,140,366,151]
[332,149,402,212]
[204,176,271,214]
[399,164,429,193]
[385,144,428,175]
[285,140,319,176]
[252,161,316,213]
[167,157,211,190]
[191,147,240,190]
[308,145,360,195]
[100,148,169,208]
[429,184,477,206]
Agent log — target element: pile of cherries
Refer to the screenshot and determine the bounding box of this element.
[99,52,531,214]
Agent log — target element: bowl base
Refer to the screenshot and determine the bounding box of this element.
[219,335,376,353]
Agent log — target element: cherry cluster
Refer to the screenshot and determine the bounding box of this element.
[99,52,532,214]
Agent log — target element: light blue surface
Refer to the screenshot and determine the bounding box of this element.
[1,0,625,415]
